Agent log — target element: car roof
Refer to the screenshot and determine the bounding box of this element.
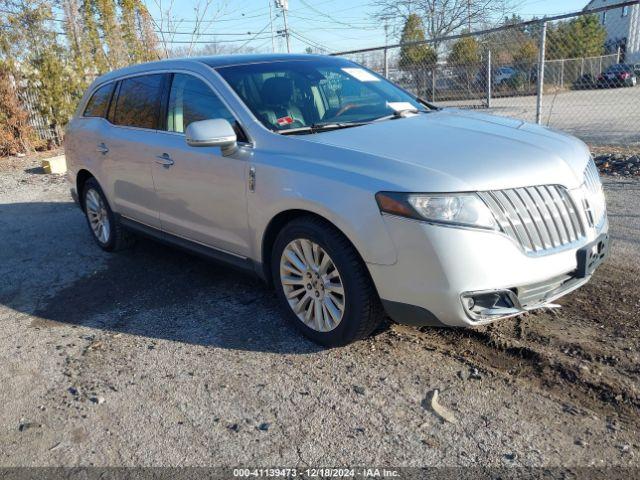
[92,54,341,85]
[196,53,332,68]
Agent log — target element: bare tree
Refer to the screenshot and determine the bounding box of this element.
[150,0,227,58]
[151,0,182,58]
[373,0,517,45]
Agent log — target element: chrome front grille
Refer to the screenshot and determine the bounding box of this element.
[478,185,585,254]
[582,159,606,229]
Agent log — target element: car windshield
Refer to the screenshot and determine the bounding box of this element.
[215,58,428,133]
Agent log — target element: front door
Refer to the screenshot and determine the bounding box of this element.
[151,73,251,257]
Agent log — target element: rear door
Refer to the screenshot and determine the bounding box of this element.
[151,72,252,256]
[68,82,116,188]
[103,73,168,228]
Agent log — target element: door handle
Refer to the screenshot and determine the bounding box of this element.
[155,153,174,168]
[96,143,109,155]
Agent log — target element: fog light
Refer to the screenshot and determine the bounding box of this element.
[462,290,523,321]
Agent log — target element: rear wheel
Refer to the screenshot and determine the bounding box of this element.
[82,178,133,252]
[271,217,383,347]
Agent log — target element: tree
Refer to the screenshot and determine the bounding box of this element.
[484,14,539,65]
[398,14,436,97]
[448,36,480,94]
[511,39,538,88]
[152,0,225,58]
[95,0,127,68]
[546,15,607,60]
[513,40,538,66]
[399,14,437,68]
[0,0,77,145]
[448,37,480,65]
[0,62,36,155]
[135,0,161,61]
[120,0,144,63]
[374,0,517,49]
[81,0,108,73]
[32,42,76,142]
[61,0,96,104]
[0,2,36,154]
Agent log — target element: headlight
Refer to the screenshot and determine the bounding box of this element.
[375,192,499,230]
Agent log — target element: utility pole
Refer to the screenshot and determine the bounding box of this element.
[467,0,472,31]
[275,0,291,53]
[383,22,389,78]
[269,0,276,52]
[536,21,548,125]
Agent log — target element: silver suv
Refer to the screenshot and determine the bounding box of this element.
[65,54,609,347]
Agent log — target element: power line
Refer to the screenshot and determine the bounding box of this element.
[0,7,270,26]
[152,11,270,24]
[230,22,273,54]
[286,13,379,29]
[154,29,271,36]
[296,0,370,30]
[163,35,273,45]
[289,29,327,52]
[0,22,273,44]
[0,8,276,39]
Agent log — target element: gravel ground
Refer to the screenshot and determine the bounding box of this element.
[0,156,638,468]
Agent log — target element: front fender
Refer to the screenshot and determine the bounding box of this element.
[248,161,398,266]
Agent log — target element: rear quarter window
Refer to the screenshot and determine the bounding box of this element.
[113,74,164,129]
[83,83,115,118]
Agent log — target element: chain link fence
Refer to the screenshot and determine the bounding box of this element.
[19,88,64,147]
[333,1,640,146]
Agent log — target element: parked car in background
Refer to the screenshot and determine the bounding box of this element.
[493,66,517,86]
[65,54,609,347]
[597,64,638,88]
[572,73,597,90]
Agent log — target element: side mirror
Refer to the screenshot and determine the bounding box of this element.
[185,119,237,153]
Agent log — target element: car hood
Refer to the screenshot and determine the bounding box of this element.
[294,109,591,192]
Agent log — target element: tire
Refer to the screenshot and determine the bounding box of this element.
[82,178,134,252]
[271,216,384,347]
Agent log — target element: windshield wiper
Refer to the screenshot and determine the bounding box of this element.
[416,97,440,110]
[277,108,430,135]
[278,121,371,135]
[371,108,429,123]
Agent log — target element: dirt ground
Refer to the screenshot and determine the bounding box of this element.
[0,155,638,468]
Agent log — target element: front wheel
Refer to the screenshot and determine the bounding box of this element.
[271,217,384,347]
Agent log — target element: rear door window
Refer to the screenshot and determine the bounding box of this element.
[113,74,164,129]
[83,83,114,118]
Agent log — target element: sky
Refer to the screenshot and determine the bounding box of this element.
[143,0,594,54]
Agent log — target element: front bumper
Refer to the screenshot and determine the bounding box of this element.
[369,214,609,327]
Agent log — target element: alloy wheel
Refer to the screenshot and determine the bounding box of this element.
[279,238,345,332]
[85,188,111,244]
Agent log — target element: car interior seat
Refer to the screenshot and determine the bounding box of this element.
[258,77,306,128]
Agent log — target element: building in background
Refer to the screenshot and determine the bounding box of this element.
[584,0,640,62]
